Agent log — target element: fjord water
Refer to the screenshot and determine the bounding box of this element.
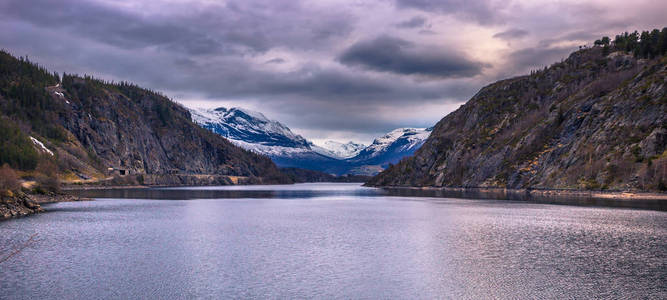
[1,184,665,299]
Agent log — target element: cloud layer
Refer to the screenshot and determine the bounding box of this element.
[339,36,488,78]
[1,0,665,143]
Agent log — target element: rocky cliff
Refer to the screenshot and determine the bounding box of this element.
[0,50,292,186]
[368,46,666,191]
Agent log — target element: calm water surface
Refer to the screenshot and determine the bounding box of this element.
[1,183,665,299]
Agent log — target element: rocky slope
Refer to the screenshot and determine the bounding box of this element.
[368,47,666,191]
[0,50,292,186]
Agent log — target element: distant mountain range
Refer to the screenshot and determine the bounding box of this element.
[190,107,431,175]
[312,141,366,159]
[346,128,432,175]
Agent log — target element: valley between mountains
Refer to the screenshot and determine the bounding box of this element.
[1,29,666,219]
[189,107,432,176]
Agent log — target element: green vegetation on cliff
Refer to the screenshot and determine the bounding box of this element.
[0,50,292,188]
[368,29,667,191]
[0,120,39,171]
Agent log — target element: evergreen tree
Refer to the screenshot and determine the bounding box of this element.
[659,28,667,55]
[605,28,666,58]
[601,36,610,45]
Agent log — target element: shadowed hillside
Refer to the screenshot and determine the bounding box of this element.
[0,50,292,188]
[368,29,667,191]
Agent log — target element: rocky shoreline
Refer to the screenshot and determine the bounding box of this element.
[2,177,281,221]
[1,192,90,220]
[380,186,667,211]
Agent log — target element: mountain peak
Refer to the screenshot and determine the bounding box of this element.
[345,127,432,172]
[189,105,434,175]
[365,127,432,154]
[189,106,310,148]
[228,107,270,122]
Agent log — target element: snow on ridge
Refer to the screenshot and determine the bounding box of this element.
[233,107,269,121]
[51,89,70,104]
[229,139,311,157]
[363,127,432,157]
[189,107,220,124]
[188,105,434,164]
[312,140,366,159]
[188,106,309,148]
[29,136,54,156]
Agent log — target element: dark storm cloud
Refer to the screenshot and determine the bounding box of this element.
[394,0,504,25]
[339,36,487,78]
[1,0,664,141]
[2,0,355,56]
[161,58,478,103]
[493,28,529,40]
[3,0,222,53]
[396,16,428,29]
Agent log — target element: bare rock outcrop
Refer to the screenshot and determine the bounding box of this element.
[369,48,666,191]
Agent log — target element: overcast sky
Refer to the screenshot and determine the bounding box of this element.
[1,0,664,145]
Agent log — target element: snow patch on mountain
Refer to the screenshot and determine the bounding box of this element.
[188,106,433,175]
[229,139,312,157]
[360,128,432,159]
[29,136,54,156]
[312,140,366,159]
[189,107,310,149]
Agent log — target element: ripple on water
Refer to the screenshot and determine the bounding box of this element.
[1,183,665,299]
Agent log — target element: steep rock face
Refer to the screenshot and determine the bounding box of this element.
[57,79,290,183]
[369,48,666,191]
[0,51,291,185]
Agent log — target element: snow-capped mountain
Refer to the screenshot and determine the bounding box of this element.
[189,107,346,173]
[189,106,432,176]
[346,128,432,175]
[352,128,431,162]
[190,107,310,148]
[312,141,366,159]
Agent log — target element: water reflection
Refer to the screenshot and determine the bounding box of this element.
[68,183,665,210]
[70,183,385,200]
[1,183,666,299]
[383,187,666,210]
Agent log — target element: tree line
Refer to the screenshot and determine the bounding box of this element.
[594,28,667,58]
